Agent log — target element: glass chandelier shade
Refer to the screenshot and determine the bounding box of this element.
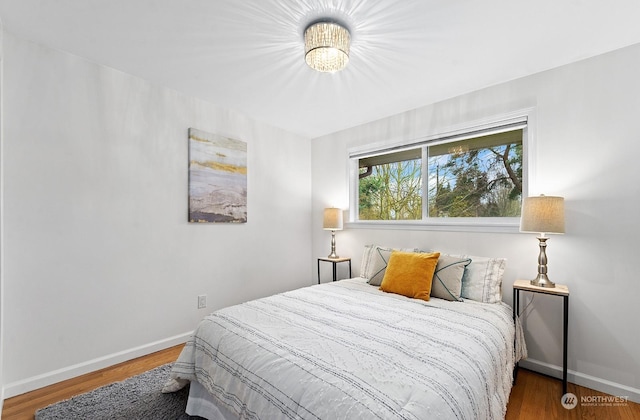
[304,21,350,73]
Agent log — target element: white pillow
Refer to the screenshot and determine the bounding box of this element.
[360,245,418,286]
[452,254,506,303]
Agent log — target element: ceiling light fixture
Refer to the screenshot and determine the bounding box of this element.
[304,21,350,73]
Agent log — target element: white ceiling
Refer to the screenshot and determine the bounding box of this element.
[2,0,640,138]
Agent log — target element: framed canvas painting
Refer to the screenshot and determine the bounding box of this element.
[188,128,247,223]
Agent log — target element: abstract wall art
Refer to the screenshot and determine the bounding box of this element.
[188,128,247,223]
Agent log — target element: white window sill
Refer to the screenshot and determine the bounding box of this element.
[345,218,521,234]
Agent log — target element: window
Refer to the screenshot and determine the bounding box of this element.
[358,148,423,220]
[350,115,529,227]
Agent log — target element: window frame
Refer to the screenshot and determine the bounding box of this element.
[347,109,536,233]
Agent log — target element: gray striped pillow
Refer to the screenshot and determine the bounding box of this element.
[430,255,472,301]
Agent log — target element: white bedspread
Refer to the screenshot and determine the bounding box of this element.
[170,278,526,419]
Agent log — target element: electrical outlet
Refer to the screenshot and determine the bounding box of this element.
[197,295,207,309]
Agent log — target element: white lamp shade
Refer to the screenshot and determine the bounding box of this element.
[520,195,565,234]
[323,208,343,230]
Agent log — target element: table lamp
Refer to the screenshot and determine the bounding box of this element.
[520,195,565,288]
[323,208,343,259]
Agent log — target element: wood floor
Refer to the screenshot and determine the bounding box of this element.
[3,346,639,419]
[505,370,640,420]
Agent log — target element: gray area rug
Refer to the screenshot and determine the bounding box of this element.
[35,363,202,420]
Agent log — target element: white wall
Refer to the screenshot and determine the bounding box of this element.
[0,18,5,411]
[0,31,313,397]
[312,44,640,401]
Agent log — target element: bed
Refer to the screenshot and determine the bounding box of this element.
[166,248,526,420]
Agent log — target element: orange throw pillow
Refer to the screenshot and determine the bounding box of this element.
[379,251,440,301]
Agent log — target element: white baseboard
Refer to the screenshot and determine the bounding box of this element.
[519,358,640,404]
[2,331,192,399]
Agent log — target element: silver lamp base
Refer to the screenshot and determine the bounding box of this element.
[327,230,339,259]
[530,273,555,288]
[530,236,555,288]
